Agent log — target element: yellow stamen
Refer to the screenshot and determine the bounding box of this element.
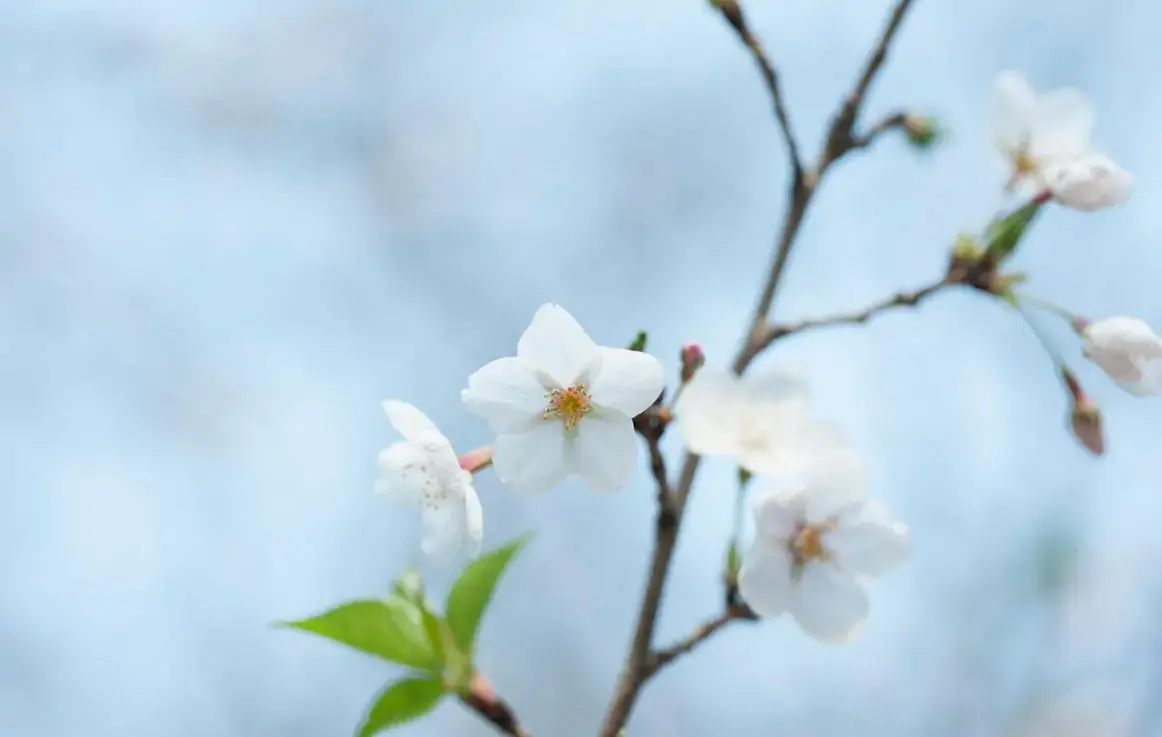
[790,521,834,565]
[543,384,592,430]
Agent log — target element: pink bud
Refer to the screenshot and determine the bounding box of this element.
[1070,316,1090,335]
[680,341,705,383]
[458,446,493,473]
[1069,393,1104,457]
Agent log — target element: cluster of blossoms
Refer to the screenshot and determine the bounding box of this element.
[372,69,1158,648]
[377,304,665,565]
[677,368,908,642]
[990,71,1161,401]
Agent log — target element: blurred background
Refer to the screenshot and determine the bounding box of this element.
[2,0,1160,735]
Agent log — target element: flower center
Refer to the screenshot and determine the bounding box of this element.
[544,384,592,429]
[789,521,834,565]
[1013,151,1037,175]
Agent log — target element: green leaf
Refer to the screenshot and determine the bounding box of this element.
[983,199,1046,263]
[725,540,741,577]
[421,607,446,665]
[627,330,648,352]
[445,535,531,658]
[279,600,440,672]
[357,675,446,737]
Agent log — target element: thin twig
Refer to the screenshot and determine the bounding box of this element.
[644,605,757,678]
[597,2,921,735]
[755,276,952,349]
[849,110,909,151]
[714,0,803,176]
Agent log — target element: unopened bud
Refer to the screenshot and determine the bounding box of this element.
[679,341,705,383]
[902,113,940,150]
[458,446,494,473]
[1070,316,1090,335]
[1069,394,1104,456]
[951,232,982,261]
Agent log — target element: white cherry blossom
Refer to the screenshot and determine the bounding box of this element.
[461,303,664,493]
[1081,316,1162,396]
[992,70,1096,192]
[674,365,844,477]
[738,453,909,643]
[1044,152,1132,211]
[376,400,483,565]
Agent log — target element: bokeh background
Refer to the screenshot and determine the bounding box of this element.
[2,0,1160,735]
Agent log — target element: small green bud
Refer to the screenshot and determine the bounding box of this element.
[902,114,941,150]
[737,467,752,487]
[627,331,648,352]
[951,232,983,261]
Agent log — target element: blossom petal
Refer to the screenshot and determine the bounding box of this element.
[588,347,664,417]
[462,357,548,432]
[803,450,868,523]
[675,366,743,456]
[741,368,811,406]
[382,400,441,443]
[462,479,484,557]
[1031,86,1095,160]
[571,409,637,492]
[827,500,909,577]
[790,563,869,643]
[420,501,467,566]
[1117,357,1162,396]
[740,417,845,478]
[375,441,431,508]
[492,423,569,493]
[1046,153,1131,211]
[738,540,794,617]
[751,483,806,541]
[516,304,600,386]
[992,70,1037,155]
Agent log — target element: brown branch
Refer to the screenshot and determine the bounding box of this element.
[822,0,919,169]
[461,676,531,737]
[633,405,676,519]
[644,604,757,678]
[597,2,921,736]
[713,0,803,176]
[754,275,952,349]
[849,110,909,151]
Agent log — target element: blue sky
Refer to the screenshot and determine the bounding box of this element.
[1,0,1160,736]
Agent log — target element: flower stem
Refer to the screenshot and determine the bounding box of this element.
[1014,303,1069,370]
[1015,292,1082,327]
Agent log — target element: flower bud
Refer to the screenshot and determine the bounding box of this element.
[458,445,494,473]
[902,113,940,150]
[679,341,705,383]
[1069,394,1104,456]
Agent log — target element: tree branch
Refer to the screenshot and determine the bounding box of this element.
[644,604,757,678]
[754,275,952,349]
[849,110,909,151]
[597,2,921,735]
[713,0,803,177]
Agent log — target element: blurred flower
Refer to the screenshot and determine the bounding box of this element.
[674,365,844,476]
[992,70,1096,192]
[376,400,484,565]
[1045,152,1132,211]
[1081,316,1162,395]
[462,303,664,493]
[738,453,908,642]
